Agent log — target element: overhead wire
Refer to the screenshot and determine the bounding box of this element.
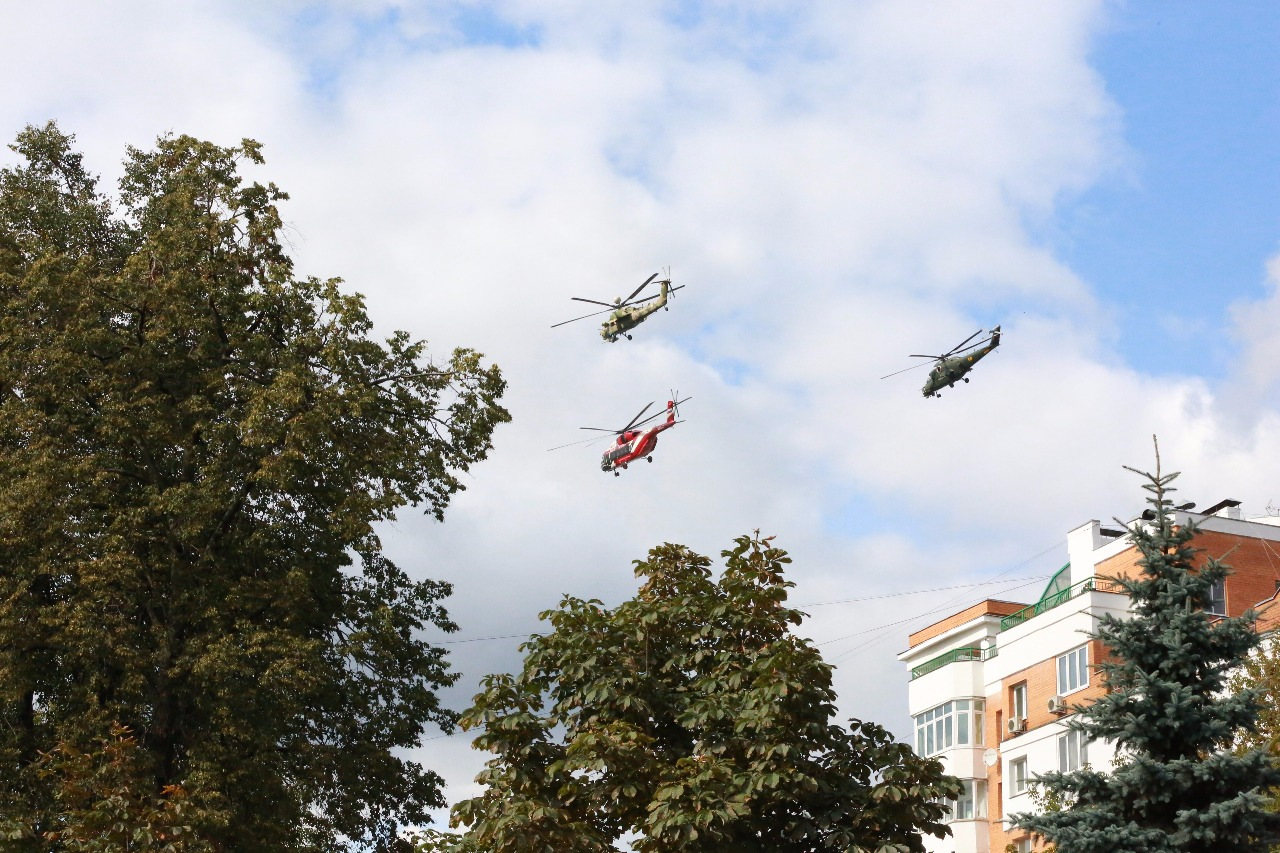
[420,542,1068,748]
[817,539,1066,663]
[437,545,1064,647]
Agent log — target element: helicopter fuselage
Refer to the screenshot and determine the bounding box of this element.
[600,402,678,473]
[922,327,1001,397]
[601,281,670,342]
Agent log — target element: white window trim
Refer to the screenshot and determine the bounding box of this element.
[1009,756,1029,797]
[913,698,983,757]
[946,779,988,823]
[1058,728,1088,772]
[1057,644,1090,696]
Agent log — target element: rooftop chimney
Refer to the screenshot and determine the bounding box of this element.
[1201,499,1242,520]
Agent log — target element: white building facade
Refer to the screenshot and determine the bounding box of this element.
[900,502,1280,853]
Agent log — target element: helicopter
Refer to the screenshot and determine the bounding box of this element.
[549,395,691,476]
[881,326,1002,398]
[552,270,684,342]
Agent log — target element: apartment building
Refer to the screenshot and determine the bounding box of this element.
[898,500,1280,853]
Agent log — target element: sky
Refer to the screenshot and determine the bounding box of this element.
[4,0,1280,833]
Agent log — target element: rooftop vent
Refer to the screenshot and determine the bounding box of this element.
[1202,499,1242,519]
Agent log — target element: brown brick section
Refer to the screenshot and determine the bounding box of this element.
[984,639,1111,853]
[908,599,1027,648]
[1097,529,1280,620]
[980,526,1280,852]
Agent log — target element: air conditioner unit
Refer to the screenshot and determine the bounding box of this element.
[1048,696,1068,715]
[1007,717,1027,735]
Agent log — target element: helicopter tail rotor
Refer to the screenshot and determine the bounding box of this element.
[669,390,692,419]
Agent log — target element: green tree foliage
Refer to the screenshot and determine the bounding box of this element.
[450,534,961,853]
[0,122,510,850]
[9,723,212,852]
[1230,612,1280,851]
[1232,638,1280,760]
[1011,447,1280,852]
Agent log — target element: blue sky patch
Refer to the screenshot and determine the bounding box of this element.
[1053,3,1280,379]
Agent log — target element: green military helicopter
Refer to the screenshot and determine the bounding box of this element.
[881,326,1002,398]
[552,270,683,342]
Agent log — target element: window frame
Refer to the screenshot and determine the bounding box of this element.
[1056,644,1089,695]
[1058,728,1088,772]
[913,698,984,757]
[949,778,987,822]
[1009,756,1029,796]
[1011,682,1028,722]
[1207,576,1227,616]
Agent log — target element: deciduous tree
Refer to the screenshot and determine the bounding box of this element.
[450,534,960,853]
[0,122,509,851]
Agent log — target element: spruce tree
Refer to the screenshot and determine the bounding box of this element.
[1011,445,1280,852]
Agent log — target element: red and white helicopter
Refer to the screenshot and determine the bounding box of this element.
[551,395,691,476]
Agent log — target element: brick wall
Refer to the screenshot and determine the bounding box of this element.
[1096,529,1280,617]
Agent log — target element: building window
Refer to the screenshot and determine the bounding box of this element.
[948,779,987,821]
[1011,682,1028,722]
[1057,644,1089,695]
[1208,577,1226,615]
[1014,839,1032,853]
[1058,728,1088,772]
[914,699,984,757]
[1010,756,1029,795]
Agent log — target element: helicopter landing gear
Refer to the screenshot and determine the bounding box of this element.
[963,377,969,383]
[646,456,653,462]
[613,470,620,477]
[625,334,633,340]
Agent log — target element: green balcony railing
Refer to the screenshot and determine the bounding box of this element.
[999,576,1127,632]
[910,644,998,680]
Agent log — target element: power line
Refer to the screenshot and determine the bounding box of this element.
[816,575,1046,649]
[819,540,1066,663]
[796,574,1050,608]
[825,575,1048,664]
[436,572,1054,645]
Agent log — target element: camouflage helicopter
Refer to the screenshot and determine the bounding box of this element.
[881,327,1002,398]
[552,270,683,342]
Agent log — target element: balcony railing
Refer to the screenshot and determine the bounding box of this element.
[998,576,1128,632]
[910,644,998,680]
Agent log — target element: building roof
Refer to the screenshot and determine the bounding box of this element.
[907,599,1028,648]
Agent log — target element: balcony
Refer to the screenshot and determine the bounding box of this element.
[910,644,998,680]
[998,577,1127,632]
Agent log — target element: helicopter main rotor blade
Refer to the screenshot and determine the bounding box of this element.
[880,361,935,380]
[579,427,620,432]
[948,334,997,356]
[551,307,615,328]
[624,273,659,304]
[570,297,619,308]
[548,434,615,451]
[621,401,656,432]
[908,354,945,359]
[630,409,670,430]
[943,329,985,357]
